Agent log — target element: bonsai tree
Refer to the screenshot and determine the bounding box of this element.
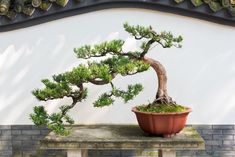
[30,23,184,135]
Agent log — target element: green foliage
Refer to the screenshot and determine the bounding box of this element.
[32,56,148,105]
[74,40,124,59]
[137,104,187,113]
[101,56,150,76]
[30,105,75,136]
[93,93,115,107]
[48,122,70,136]
[93,84,143,107]
[47,112,73,136]
[32,79,72,101]
[88,63,113,81]
[64,65,91,85]
[31,23,183,135]
[124,22,183,49]
[30,106,49,126]
[159,31,183,48]
[123,23,153,39]
[112,84,143,103]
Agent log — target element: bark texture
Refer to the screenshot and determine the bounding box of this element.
[143,56,174,104]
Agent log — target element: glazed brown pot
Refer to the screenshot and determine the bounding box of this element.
[132,107,192,137]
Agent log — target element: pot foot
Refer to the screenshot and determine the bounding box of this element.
[163,133,176,138]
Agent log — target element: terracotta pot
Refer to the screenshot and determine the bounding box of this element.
[132,107,192,137]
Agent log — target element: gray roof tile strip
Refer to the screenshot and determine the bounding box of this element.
[0,0,234,31]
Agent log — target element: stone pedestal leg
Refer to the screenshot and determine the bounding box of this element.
[158,149,176,157]
[67,149,88,157]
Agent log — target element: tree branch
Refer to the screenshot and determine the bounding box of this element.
[126,71,139,75]
[119,50,140,59]
[88,79,109,85]
[140,39,155,57]
[60,84,85,118]
[60,99,78,118]
[157,41,167,48]
[135,36,143,40]
[81,54,106,59]
[88,73,117,85]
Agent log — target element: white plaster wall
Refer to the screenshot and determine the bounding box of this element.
[0,8,234,125]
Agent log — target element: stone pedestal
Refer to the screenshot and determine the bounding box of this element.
[40,125,205,157]
[67,149,88,157]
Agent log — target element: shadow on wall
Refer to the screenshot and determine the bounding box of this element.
[182,48,235,123]
[0,29,77,124]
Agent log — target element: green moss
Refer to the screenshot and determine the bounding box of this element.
[136,104,187,113]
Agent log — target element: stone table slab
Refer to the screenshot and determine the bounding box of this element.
[40,125,205,150]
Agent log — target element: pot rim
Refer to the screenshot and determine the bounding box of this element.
[132,106,192,115]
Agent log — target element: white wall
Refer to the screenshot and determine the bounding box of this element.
[0,8,234,125]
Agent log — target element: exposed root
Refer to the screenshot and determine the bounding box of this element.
[149,96,176,107]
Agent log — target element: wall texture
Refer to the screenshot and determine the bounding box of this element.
[0,125,235,157]
[0,8,235,125]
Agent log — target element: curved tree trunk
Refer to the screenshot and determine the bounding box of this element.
[143,56,175,104]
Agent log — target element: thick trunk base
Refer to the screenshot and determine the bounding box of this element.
[152,95,176,105]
